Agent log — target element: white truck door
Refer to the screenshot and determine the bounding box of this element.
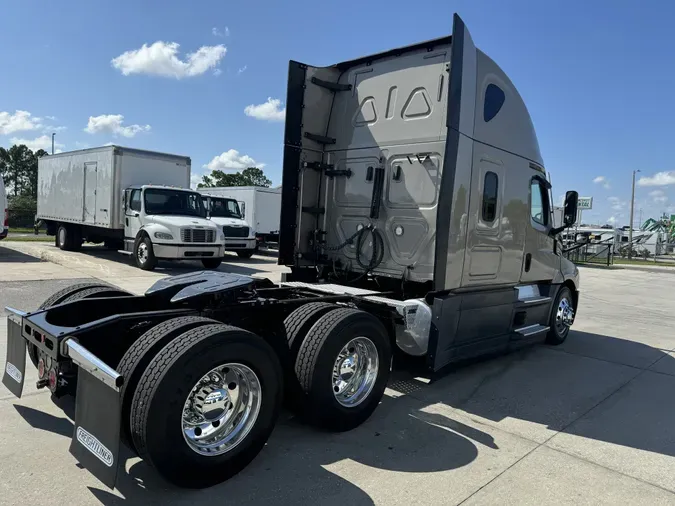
[83,162,97,224]
[125,188,143,240]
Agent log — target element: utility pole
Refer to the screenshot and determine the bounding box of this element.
[628,169,640,258]
[51,133,55,155]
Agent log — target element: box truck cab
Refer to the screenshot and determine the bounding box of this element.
[199,194,257,258]
[0,175,7,240]
[37,146,224,271]
[122,185,223,270]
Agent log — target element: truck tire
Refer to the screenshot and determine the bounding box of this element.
[237,250,255,259]
[545,286,574,345]
[117,316,218,451]
[129,324,283,488]
[201,258,222,269]
[281,302,338,408]
[294,307,391,432]
[134,235,157,271]
[28,283,131,368]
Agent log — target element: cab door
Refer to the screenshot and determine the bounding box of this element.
[124,188,143,241]
[520,173,558,283]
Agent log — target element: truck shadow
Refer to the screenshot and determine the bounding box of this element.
[12,330,675,505]
[0,245,43,263]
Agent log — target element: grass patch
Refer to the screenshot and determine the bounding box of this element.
[613,257,675,267]
[9,227,37,233]
[4,236,53,242]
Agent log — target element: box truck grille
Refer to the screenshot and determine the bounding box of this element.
[223,226,249,238]
[181,229,215,243]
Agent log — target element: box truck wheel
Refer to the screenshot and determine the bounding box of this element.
[129,324,283,488]
[28,283,131,368]
[294,308,391,432]
[55,224,81,251]
[281,302,338,409]
[117,316,219,452]
[134,235,157,271]
[546,286,575,345]
[237,250,255,259]
[201,258,222,269]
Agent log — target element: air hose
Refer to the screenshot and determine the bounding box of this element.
[321,224,385,278]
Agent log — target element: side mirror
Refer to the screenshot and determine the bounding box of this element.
[563,191,579,227]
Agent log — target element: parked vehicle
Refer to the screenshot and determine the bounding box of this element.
[36,145,223,270]
[3,14,580,491]
[0,175,7,240]
[199,193,257,258]
[201,186,281,248]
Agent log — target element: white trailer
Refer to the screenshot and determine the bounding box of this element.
[201,186,281,246]
[37,146,224,270]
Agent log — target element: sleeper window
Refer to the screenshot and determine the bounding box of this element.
[482,172,498,222]
[530,180,549,226]
[484,84,505,122]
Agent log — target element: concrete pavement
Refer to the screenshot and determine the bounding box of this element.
[1,241,675,505]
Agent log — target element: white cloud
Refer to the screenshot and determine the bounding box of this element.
[638,171,675,187]
[649,189,668,204]
[111,41,227,79]
[592,175,610,189]
[10,135,64,153]
[0,110,42,135]
[85,114,151,138]
[593,176,605,183]
[244,97,285,122]
[103,142,115,146]
[212,27,222,37]
[190,174,202,189]
[45,115,57,121]
[213,68,222,77]
[204,149,264,171]
[608,196,626,211]
[607,216,618,225]
[237,65,247,76]
[44,125,67,133]
[225,26,230,36]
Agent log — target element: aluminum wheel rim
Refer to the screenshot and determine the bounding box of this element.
[332,337,379,408]
[555,297,574,334]
[58,228,66,246]
[182,363,262,456]
[137,242,148,263]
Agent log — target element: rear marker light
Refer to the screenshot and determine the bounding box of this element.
[48,369,57,391]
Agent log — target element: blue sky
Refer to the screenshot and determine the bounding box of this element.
[2,0,674,227]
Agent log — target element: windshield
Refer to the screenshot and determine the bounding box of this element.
[144,189,206,217]
[206,197,242,219]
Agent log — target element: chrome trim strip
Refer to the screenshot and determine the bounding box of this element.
[65,340,123,391]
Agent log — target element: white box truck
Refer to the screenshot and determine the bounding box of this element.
[199,193,258,258]
[200,186,281,247]
[37,145,224,270]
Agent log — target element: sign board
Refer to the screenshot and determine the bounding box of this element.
[577,197,593,210]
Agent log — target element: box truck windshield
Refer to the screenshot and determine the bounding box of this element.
[209,197,242,219]
[144,189,205,217]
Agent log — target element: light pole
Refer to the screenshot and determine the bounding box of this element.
[51,133,55,155]
[628,169,641,258]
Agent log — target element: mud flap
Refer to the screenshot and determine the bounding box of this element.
[2,315,26,398]
[69,368,122,489]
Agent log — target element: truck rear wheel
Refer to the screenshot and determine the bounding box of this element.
[117,316,218,451]
[29,283,131,367]
[55,224,82,251]
[281,302,338,408]
[237,250,255,259]
[294,308,391,432]
[134,235,157,271]
[129,324,283,488]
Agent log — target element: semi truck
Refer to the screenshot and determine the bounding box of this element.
[36,146,224,270]
[3,14,580,491]
[200,186,282,248]
[199,193,258,258]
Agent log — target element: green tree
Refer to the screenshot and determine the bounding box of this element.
[198,167,272,188]
[0,144,33,196]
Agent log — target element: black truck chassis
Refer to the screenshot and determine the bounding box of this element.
[2,271,400,489]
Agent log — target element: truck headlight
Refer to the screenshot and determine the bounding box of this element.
[154,232,173,240]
